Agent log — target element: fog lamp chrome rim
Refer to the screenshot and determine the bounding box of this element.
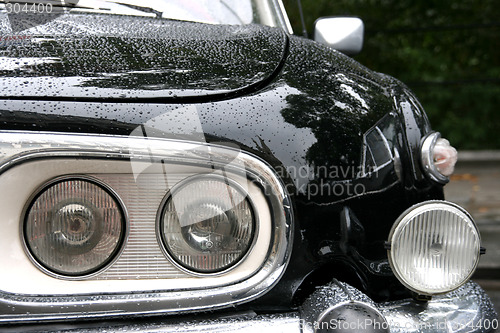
[387,200,480,296]
[22,176,127,279]
[157,175,257,275]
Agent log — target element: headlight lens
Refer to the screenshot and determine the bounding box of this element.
[388,201,480,295]
[24,178,126,277]
[159,176,255,274]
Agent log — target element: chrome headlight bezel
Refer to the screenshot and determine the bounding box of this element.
[0,130,293,323]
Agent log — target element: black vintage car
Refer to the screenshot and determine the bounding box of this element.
[0,0,497,332]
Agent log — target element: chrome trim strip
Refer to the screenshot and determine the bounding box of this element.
[0,130,293,322]
[274,0,294,34]
[11,313,306,333]
[6,282,496,332]
[420,132,449,184]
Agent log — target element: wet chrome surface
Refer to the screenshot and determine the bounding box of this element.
[379,281,498,333]
[5,281,496,332]
[301,280,389,332]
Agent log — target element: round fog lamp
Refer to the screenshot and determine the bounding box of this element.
[387,201,480,295]
[24,178,125,277]
[159,176,255,274]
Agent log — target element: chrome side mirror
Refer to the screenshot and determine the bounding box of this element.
[314,17,364,55]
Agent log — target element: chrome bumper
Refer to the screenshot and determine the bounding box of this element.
[377,282,498,333]
[7,281,498,333]
[299,280,498,333]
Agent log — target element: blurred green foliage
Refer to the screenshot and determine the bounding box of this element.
[282,0,500,149]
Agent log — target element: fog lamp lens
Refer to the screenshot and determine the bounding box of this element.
[388,201,480,295]
[159,177,255,274]
[24,178,125,277]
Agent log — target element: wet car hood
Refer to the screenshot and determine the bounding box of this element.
[0,13,288,99]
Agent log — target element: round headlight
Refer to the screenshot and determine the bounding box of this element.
[24,178,126,277]
[159,176,255,274]
[387,201,480,295]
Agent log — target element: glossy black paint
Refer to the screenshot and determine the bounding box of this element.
[0,14,444,311]
[0,14,288,101]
